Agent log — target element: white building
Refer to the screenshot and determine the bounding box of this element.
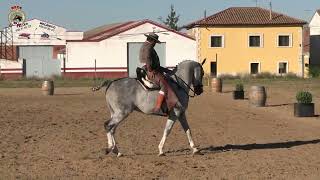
[65,19,196,78]
[309,10,320,66]
[0,18,83,78]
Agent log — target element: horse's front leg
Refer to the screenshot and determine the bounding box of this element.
[178,113,200,155]
[158,113,177,156]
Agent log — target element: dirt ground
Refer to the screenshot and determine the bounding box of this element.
[1,83,320,179]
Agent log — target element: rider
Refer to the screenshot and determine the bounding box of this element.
[139,32,178,115]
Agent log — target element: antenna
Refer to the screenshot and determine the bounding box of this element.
[269,0,272,20]
[253,0,258,7]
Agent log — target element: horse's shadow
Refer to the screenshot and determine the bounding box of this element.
[266,103,292,107]
[199,139,320,154]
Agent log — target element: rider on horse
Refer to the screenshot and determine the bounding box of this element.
[139,32,179,115]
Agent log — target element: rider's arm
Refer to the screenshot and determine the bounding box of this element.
[145,51,153,72]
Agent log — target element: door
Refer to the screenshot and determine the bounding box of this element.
[127,42,166,78]
[210,62,217,77]
[19,46,61,78]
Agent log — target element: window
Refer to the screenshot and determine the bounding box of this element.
[278,35,291,47]
[249,35,262,47]
[278,62,288,74]
[210,35,224,48]
[250,63,260,74]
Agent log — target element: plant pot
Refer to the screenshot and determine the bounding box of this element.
[233,90,244,99]
[294,103,314,117]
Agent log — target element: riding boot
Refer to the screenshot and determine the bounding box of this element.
[153,93,167,116]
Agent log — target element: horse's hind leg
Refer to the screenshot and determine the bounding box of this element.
[158,112,177,156]
[178,113,200,155]
[104,112,128,157]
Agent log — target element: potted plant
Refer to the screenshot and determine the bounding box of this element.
[233,82,244,99]
[294,91,314,117]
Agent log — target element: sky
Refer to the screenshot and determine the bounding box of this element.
[1,0,319,31]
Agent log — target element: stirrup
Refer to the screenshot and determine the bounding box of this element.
[152,109,168,116]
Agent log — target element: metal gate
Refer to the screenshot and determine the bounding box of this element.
[127,42,166,78]
[19,46,61,78]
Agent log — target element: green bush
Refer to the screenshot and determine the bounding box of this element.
[255,72,276,79]
[296,91,313,104]
[284,72,299,79]
[218,74,240,80]
[235,83,244,91]
[308,66,320,78]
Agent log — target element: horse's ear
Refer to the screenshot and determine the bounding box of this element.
[201,58,206,66]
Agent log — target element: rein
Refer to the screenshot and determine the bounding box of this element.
[173,74,199,98]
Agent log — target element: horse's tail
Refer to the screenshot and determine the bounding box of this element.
[91,80,113,92]
[92,78,128,92]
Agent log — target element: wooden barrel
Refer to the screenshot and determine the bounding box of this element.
[41,80,54,95]
[211,78,222,93]
[249,86,266,107]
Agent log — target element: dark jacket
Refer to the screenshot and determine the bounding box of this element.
[139,41,160,71]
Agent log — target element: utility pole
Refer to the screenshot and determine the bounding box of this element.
[0,26,15,60]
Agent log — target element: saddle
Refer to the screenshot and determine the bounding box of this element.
[136,67,169,115]
[136,67,161,91]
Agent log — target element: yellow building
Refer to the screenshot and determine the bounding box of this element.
[185,7,307,77]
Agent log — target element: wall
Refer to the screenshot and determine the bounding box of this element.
[198,26,303,76]
[4,19,83,46]
[0,59,23,79]
[310,12,320,65]
[65,22,196,78]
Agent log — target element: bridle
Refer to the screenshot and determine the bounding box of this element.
[174,74,203,98]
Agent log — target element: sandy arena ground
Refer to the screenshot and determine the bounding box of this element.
[0,84,320,179]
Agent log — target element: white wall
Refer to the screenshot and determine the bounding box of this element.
[310,12,320,35]
[109,23,196,67]
[66,42,102,67]
[310,12,320,65]
[0,59,22,73]
[66,22,196,71]
[1,19,83,46]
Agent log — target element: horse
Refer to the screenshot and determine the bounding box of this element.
[92,59,206,157]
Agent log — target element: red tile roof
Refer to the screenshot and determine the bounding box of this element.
[69,19,194,42]
[185,7,307,28]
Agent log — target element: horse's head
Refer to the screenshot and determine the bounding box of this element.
[192,59,206,95]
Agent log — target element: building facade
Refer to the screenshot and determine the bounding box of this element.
[0,18,83,79]
[65,19,196,78]
[309,10,320,66]
[185,7,307,77]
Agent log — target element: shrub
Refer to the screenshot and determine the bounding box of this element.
[218,74,240,80]
[254,72,276,79]
[284,72,299,79]
[308,66,320,78]
[296,91,312,104]
[235,83,244,91]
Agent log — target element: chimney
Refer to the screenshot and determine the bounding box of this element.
[269,1,272,20]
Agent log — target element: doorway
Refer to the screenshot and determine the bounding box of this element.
[210,62,217,77]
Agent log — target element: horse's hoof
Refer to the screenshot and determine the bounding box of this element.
[158,153,166,157]
[105,148,112,155]
[117,153,123,157]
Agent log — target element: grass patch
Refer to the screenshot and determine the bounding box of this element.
[0,77,111,88]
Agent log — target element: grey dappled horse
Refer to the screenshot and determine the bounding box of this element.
[92,60,205,157]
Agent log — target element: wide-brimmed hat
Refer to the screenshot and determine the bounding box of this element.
[144,32,161,43]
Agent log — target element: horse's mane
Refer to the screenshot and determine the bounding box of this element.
[177,60,198,66]
[172,60,199,72]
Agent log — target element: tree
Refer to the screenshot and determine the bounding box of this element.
[158,4,180,30]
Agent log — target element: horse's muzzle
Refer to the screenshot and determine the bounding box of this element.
[194,85,203,95]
